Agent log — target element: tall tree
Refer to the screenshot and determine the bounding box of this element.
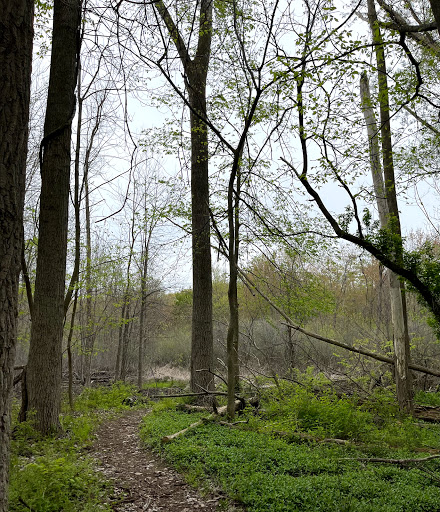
[26,0,82,434]
[153,0,214,393]
[0,1,34,507]
[366,0,413,413]
[360,70,412,412]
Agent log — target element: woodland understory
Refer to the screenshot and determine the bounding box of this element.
[3,0,440,510]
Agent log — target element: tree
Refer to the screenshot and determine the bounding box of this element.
[26,0,82,434]
[271,0,440,411]
[365,0,413,413]
[153,0,215,394]
[0,1,34,507]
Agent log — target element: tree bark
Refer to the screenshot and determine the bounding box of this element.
[367,0,413,414]
[120,302,132,382]
[82,106,98,386]
[137,233,152,389]
[27,0,81,434]
[226,157,241,419]
[428,0,440,36]
[0,1,33,508]
[189,77,215,394]
[154,0,214,395]
[359,72,389,227]
[66,289,79,410]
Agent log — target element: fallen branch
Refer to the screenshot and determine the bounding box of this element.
[414,405,440,423]
[177,404,210,413]
[219,420,249,427]
[282,321,440,378]
[272,430,351,445]
[162,419,206,443]
[239,268,440,379]
[147,391,228,399]
[161,401,241,443]
[339,454,440,465]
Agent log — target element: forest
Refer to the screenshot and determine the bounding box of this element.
[2,0,440,510]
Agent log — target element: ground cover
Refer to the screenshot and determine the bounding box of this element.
[8,383,136,511]
[140,381,440,512]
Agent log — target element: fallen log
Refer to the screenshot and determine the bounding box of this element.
[177,404,210,413]
[414,405,440,423]
[272,430,351,445]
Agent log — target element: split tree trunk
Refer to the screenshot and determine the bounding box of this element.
[365,0,412,413]
[0,1,33,507]
[27,0,81,434]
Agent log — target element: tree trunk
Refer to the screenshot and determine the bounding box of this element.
[114,299,126,381]
[189,78,214,394]
[66,289,79,410]
[367,0,413,414]
[120,302,132,382]
[81,94,104,386]
[226,160,241,419]
[0,1,33,508]
[359,72,389,227]
[154,0,214,395]
[428,0,440,36]
[83,138,95,386]
[27,0,81,434]
[137,237,151,389]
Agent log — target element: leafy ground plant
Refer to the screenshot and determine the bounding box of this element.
[8,383,136,512]
[140,385,440,512]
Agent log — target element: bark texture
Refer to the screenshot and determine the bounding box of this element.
[428,0,440,36]
[154,0,214,394]
[188,72,214,393]
[27,0,81,434]
[0,1,33,508]
[367,0,412,413]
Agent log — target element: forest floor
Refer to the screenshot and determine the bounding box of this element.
[90,407,236,512]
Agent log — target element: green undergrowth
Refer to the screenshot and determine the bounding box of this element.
[141,377,187,390]
[140,382,440,512]
[9,382,138,512]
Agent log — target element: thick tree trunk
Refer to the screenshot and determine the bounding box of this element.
[366,0,413,414]
[154,0,214,395]
[27,0,81,434]
[0,1,33,508]
[189,81,214,394]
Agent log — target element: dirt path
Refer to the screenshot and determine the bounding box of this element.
[90,408,232,512]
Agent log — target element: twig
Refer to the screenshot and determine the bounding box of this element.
[18,498,33,511]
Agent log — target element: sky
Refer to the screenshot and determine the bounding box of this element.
[28,0,440,292]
